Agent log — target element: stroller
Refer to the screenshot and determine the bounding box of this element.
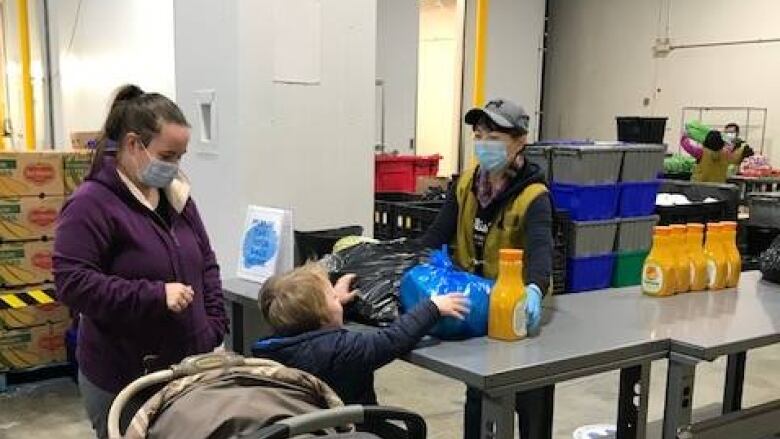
[107,352,426,439]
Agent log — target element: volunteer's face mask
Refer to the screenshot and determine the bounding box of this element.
[723,132,737,144]
[136,144,179,188]
[475,140,508,173]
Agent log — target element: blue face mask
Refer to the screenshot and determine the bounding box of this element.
[475,140,508,173]
[139,148,179,188]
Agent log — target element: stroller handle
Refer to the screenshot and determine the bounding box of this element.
[252,405,427,439]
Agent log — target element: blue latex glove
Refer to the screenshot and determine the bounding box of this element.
[525,284,543,332]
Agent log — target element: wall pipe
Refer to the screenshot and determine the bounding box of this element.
[472,0,488,107]
[671,37,780,51]
[18,0,35,150]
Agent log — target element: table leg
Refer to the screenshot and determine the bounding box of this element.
[663,354,697,439]
[480,392,515,439]
[231,299,245,355]
[617,363,650,439]
[516,385,554,439]
[723,351,746,414]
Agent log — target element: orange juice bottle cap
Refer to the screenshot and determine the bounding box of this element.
[720,221,737,230]
[707,223,722,231]
[654,226,670,235]
[687,223,705,231]
[499,249,523,262]
[669,225,687,234]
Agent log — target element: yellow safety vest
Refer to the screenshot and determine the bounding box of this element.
[693,146,745,183]
[452,166,548,280]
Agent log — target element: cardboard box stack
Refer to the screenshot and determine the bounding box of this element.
[0,150,91,371]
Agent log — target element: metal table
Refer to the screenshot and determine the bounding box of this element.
[223,273,780,439]
[406,287,671,439]
[656,272,780,439]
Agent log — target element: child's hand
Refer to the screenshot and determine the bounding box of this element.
[431,293,470,320]
[333,274,359,304]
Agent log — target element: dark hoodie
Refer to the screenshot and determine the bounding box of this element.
[420,160,553,290]
[252,300,440,405]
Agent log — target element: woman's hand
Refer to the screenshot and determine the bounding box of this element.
[432,293,470,320]
[333,274,359,304]
[165,283,194,313]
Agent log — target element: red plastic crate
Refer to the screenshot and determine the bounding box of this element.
[375,154,441,193]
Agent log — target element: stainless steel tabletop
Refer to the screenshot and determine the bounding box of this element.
[222,272,780,390]
[406,271,780,390]
[223,277,264,301]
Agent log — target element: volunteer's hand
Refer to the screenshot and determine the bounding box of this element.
[525,284,543,332]
[333,274,359,304]
[432,293,470,320]
[165,283,194,313]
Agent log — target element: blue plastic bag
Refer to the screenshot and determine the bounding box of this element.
[400,247,493,339]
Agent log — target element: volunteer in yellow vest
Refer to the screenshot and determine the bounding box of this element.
[681,129,746,183]
[420,98,554,439]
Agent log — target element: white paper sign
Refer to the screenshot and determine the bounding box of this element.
[237,206,294,283]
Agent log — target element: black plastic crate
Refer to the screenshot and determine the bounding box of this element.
[744,225,780,257]
[373,193,424,240]
[395,201,445,239]
[616,117,667,143]
[295,226,363,265]
[655,201,729,226]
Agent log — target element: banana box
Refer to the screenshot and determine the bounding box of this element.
[0,152,65,197]
[70,131,101,150]
[63,150,93,194]
[0,241,53,288]
[0,196,63,241]
[0,287,68,329]
[0,320,67,371]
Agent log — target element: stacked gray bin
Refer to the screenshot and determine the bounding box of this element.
[525,144,552,181]
[621,144,666,181]
[551,143,626,184]
[616,216,659,252]
[568,219,619,257]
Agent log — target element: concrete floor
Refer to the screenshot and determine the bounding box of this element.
[2,344,779,439]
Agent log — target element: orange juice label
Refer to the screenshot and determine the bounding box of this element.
[642,262,664,295]
[512,302,527,338]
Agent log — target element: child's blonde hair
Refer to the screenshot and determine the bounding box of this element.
[258,263,333,336]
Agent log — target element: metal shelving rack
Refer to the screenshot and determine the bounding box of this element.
[680,106,768,153]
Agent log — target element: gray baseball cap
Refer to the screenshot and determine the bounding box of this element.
[465,98,530,133]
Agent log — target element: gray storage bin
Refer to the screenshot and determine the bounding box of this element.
[748,192,780,228]
[616,215,659,252]
[551,144,626,184]
[525,144,551,181]
[621,144,666,182]
[569,218,619,257]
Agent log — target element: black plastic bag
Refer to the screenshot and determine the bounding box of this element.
[759,235,780,284]
[321,240,429,326]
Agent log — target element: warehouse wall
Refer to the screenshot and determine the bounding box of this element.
[175,0,376,275]
[49,0,176,148]
[460,0,547,168]
[544,0,780,163]
[376,0,418,154]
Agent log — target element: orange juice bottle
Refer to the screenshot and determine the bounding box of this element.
[669,225,691,293]
[720,221,742,288]
[642,226,676,297]
[704,223,728,290]
[686,224,709,291]
[488,249,527,341]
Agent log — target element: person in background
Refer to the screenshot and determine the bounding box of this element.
[252,264,468,434]
[54,85,228,438]
[723,122,755,160]
[419,98,554,438]
[681,129,746,183]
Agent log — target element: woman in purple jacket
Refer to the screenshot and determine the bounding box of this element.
[54,85,228,438]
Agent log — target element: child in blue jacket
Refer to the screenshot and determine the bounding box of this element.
[252,263,468,406]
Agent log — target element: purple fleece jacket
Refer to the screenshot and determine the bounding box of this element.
[54,158,228,393]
